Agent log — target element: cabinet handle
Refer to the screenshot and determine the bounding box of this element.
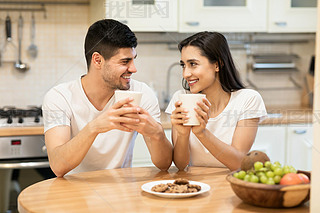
[186,21,200,26]
[294,129,307,134]
[275,21,287,27]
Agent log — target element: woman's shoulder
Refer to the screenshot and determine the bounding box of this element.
[232,88,262,99]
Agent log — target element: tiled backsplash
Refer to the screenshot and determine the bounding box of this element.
[0,3,315,109]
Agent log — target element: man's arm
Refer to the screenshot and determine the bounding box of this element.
[45,98,141,177]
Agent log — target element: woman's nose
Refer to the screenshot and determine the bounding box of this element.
[183,68,192,79]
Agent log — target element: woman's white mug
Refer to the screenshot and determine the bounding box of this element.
[114,90,142,106]
[179,94,206,126]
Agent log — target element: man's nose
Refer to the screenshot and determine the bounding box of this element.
[128,61,137,73]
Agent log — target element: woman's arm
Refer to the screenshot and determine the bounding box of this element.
[194,118,259,171]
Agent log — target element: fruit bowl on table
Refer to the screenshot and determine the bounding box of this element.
[226,170,310,208]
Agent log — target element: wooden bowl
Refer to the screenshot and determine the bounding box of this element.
[226,170,310,208]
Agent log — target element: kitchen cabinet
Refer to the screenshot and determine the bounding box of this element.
[250,125,287,165]
[286,124,313,171]
[179,0,317,33]
[132,129,171,167]
[268,0,317,33]
[252,124,313,171]
[179,0,267,32]
[89,0,178,32]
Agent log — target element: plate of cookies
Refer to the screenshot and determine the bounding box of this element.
[141,178,211,198]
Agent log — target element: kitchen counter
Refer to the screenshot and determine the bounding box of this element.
[160,106,314,129]
[17,166,309,212]
[0,106,312,136]
[0,127,44,137]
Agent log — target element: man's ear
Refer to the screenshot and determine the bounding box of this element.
[91,52,103,68]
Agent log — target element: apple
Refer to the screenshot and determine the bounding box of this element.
[298,173,310,184]
[280,173,303,185]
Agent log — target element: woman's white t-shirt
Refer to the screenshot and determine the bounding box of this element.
[42,77,160,175]
[165,89,267,168]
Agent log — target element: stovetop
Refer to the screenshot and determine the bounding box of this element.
[0,106,43,127]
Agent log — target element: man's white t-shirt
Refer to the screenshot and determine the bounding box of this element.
[165,89,267,168]
[42,77,160,175]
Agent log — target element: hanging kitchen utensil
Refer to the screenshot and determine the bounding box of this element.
[27,13,38,59]
[14,14,29,72]
[0,15,14,66]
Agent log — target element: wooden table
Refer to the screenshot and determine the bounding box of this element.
[18,167,309,213]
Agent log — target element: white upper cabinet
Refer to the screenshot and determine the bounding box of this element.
[90,0,178,32]
[179,0,268,32]
[268,0,317,33]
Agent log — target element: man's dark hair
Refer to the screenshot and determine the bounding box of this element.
[178,31,245,92]
[84,19,137,69]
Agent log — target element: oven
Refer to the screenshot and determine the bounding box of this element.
[0,106,50,212]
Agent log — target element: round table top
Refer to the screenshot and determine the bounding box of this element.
[18,166,309,213]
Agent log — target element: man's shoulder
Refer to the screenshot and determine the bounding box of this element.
[45,79,79,100]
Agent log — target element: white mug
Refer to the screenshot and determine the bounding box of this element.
[114,90,142,106]
[179,94,206,126]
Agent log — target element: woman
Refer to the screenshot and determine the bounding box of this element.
[165,32,267,171]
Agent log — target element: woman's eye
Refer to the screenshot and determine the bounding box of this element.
[190,62,197,67]
[180,63,185,68]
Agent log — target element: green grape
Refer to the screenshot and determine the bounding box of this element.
[283,165,291,174]
[266,171,275,178]
[274,175,281,184]
[233,172,239,179]
[266,177,275,185]
[289,166,297,173]
[274,161,281,167]
[244,174,251,182]
[264,161,271,168]
[248,171,254,176]
[254,161,263,171]
[250,175,259,183]
[258,167,268,172]
[260,175,268,184]
[238,170,246,179]
[274,168,283,176]
[256,171,266,178]
[270,163,279,171]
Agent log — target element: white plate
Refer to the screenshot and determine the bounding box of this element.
[141,180,211,198]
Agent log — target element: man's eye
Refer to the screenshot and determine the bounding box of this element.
[180,63,185,68]
[122,61,129,64]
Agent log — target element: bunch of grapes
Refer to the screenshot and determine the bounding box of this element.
[233,161,297,185]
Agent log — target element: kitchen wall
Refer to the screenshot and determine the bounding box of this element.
[0,2,315,110]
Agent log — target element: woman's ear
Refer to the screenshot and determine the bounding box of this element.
[215,62,220,72]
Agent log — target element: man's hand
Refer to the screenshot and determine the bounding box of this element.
[89,97,141,134]
[121,107,161,138]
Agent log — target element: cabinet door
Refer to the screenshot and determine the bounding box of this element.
[268,0,317,32]
[90,0,178,32]
[250,126,286,165]
[132,130,172,167]
[287,124,313,171]
[179,0,267,32]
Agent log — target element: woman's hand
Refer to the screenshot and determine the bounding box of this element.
[171,101,191,135]
[192,97,211,136]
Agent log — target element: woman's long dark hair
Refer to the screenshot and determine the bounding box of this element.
[178,31,245,92]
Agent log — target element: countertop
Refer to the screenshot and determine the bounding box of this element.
[18,166,309,213]
[0,106,313,136]
[161,106,314,129]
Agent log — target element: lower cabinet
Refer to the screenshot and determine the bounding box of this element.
[250,125,287,165]
[251,124,313,171]
[132,130,172,167]
[286,124,313,171]
[133,124,313,171]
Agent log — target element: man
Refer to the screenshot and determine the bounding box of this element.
[42,19,172,177]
